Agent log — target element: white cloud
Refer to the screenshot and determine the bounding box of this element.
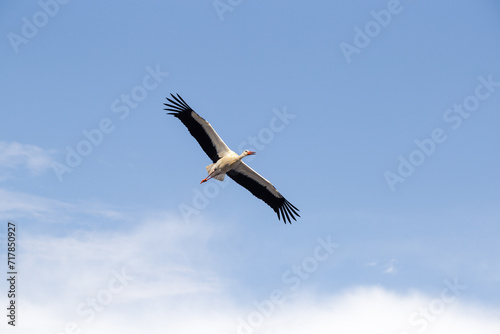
[0,141,55,180]
[1,190,499,334]
[1,213,499,334]
[254,288,500,334]
[3,213,231,334]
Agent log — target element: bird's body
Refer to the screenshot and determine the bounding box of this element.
[203,150,250,183]
[164,94,300,224]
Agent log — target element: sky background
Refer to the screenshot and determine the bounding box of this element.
[1,1,500,333]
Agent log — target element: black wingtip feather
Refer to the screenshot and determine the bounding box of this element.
[285,200,300,217]
[170,93,190,110]
[164,94,193,115]
[285,200,300,224]
[275,199,298,224]
[283,207,291,224]
[175,93,190,107]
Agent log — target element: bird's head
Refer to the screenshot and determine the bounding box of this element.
[243,150,256,157]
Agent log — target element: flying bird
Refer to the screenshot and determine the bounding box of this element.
[164,93,300,224]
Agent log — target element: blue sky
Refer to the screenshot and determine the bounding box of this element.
[1,1,500,333]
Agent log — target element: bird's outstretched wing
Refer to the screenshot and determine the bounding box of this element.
[227,162,300,224]
[164,94,231,163]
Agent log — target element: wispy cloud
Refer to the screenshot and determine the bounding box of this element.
[2,190,499,334]
[0,188,124,223]
[4,206,498,334]
[13,231,500,334]
[384,258,398,274]
[0,141,55,180]
[363,259,398,274]
[20,213,220,300]
[364,261,378,267]
[13,212,228,333]
[0,188,70,222]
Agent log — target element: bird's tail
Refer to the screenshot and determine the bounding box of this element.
[205,163,225,181]
[213,174,225,181]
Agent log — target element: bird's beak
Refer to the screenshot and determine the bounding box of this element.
[248,151,256,155]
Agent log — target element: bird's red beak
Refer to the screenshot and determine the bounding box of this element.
[248,151,256,155]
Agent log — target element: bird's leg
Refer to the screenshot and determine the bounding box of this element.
[200,174,213,184]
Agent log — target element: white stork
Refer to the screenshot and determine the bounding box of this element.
[164,93,300,224]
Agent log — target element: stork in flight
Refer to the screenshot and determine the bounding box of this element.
[164,94,300,224]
